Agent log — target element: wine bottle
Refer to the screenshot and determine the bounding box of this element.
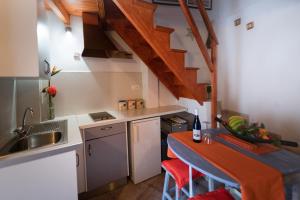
[193,109,202,143]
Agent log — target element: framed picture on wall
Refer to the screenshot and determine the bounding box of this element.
[187,0,212,10]
[152,0,212,10]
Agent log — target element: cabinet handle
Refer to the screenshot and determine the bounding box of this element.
[134,125,139,143]
[100,126,112,131]
[88,144,92,156]
[76,153,79,167]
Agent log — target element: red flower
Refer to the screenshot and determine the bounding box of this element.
[47,86,57,97]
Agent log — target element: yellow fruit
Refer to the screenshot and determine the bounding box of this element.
[228,116,247,131]
[229,116,244,124]
[262,135,270,140]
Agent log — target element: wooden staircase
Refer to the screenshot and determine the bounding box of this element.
[103,0,218,126]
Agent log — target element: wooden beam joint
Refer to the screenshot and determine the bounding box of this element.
[45,0,70,25]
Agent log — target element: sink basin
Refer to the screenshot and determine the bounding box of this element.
[0,120,68,156]
[9,132,62,153]
[89,112,115,122]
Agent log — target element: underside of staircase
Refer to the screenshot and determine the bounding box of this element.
[103,0,208,104]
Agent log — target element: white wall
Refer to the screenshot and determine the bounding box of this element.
[48,13,141,73]
[47,13,181,114]
[212,0,300,143]
[153,4,216,119]
[50,72,143,116]
[47,13,144,115]
[155,4,212,83]
[42,6,216,117]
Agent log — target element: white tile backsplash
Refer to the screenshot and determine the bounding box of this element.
[50,72,143,117]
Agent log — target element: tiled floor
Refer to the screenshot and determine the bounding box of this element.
[83,173,211,200]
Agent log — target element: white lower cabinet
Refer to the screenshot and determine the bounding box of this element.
[76,143,86,193]
[129,117,161,184]
[0,151,78,200]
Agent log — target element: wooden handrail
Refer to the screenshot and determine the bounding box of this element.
[178,0,218,127]
[178,0,213,72]
[210,39,218,128]
[197,0,218,44]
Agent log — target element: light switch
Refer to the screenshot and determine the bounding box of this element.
[247,22,254,30]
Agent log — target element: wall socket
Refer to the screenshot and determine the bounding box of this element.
[234,18,241,26]
[247,22,255,30]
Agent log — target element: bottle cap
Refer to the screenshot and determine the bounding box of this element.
[194,109,198,116]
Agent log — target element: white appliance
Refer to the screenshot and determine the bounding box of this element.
[129,117,161,184]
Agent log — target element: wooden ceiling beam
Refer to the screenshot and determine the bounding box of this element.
[45,0,71,25]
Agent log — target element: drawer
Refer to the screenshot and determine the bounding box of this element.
[84,123,126,141]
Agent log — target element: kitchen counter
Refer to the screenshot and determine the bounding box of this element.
[0,115,82,168]
[77,105,187,129]
[0,105,186,168]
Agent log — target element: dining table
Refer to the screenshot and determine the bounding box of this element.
[167,128,300,199]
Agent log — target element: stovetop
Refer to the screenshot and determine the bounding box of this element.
[89,112,116,122]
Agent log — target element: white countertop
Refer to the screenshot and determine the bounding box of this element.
[77,105,187,129]
[0,105,186,168]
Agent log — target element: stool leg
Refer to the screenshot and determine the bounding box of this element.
[162,172,170,200]
[175,185,179,200]
[208,177,215,192]
[189,165,194,198]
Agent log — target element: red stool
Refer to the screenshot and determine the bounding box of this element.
[162,159,204,200]
[189,188,235,200]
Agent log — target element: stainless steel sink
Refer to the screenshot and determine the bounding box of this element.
[0,120,68,156]
[9,132,62,153]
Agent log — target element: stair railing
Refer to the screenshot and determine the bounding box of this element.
[178,0,218,128]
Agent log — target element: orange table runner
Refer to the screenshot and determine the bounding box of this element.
[171,132,285,200]
[217,133,279,155]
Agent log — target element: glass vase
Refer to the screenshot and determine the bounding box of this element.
[48,96,55,120]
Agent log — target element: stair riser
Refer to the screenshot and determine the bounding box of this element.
[108,0,206,105]
[153,31,171,47]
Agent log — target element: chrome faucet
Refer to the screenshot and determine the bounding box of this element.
[14,107,34,137]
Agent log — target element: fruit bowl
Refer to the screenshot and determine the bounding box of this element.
[215,116,298,147]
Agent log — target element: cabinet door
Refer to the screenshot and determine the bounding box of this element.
[76,144,86,194]
[131,117,161,184]
[0,0,39,77]
[85,133,128,191]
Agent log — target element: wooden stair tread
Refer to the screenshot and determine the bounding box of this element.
[155,25,175,33]
[173,82,183,86]
[170,49,187,53]
[108,0,209,105]
[186,67,199,71]
[198,83,209,86]
[134,0,157,10]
